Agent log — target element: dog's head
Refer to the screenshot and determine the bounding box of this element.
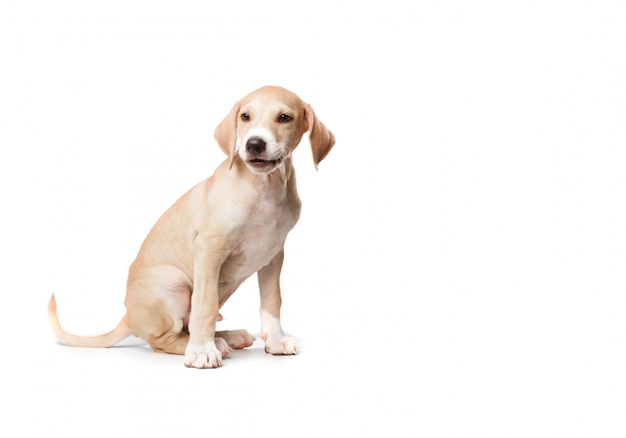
[214,86,335,174]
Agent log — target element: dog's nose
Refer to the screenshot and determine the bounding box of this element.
[246,137,266,155]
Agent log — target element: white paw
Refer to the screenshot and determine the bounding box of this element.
[184,338,231,369]
[218,329,256,349]
[263,335,297,355]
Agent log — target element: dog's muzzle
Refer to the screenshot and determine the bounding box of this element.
[243,136,285,173]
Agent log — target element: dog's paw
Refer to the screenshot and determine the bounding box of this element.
[218,329,256,349]
[262,335,297,355]
[184,338,231,369]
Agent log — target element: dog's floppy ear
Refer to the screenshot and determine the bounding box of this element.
[214,101,241,169]
[304,103,335,170]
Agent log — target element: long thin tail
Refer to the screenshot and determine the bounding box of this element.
[48,294,133,348]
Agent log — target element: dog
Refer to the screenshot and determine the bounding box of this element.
[48,86,335,368]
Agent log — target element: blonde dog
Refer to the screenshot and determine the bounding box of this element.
[48,86,334,368]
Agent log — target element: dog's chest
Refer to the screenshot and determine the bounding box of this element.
[227,197,297,276]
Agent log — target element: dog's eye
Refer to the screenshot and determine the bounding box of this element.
[240,113,250,121]
[278,114,292,123]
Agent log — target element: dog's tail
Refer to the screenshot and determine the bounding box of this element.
[48,294,133,348]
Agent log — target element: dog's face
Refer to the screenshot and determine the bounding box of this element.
[235,87,307,174]
[215,86,335,174]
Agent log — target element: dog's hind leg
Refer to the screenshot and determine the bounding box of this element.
[125,267,195,355]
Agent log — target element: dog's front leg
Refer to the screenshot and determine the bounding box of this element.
[258,248,297,355]
[184,237,232,368]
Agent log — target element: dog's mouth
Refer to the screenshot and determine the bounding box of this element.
[247,157,281,169]
[246,154,286,173]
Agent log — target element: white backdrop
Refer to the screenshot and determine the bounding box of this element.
[1,1,625,437]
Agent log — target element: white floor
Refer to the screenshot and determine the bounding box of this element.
[4,293,625,438]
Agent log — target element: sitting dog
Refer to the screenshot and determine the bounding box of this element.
[48,86,335,368]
